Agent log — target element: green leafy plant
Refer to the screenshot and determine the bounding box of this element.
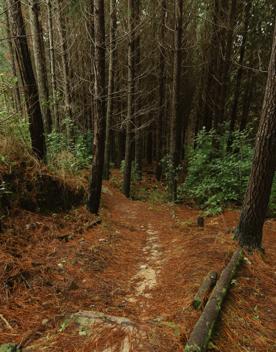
[46,130,92,174]
[160,154,183,196]
[268,175,276,217]
[178,127,254,215]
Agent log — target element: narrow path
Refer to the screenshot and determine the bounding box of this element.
[25,186,185,352]
[12,183,275,352]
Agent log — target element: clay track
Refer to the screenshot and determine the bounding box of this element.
[0,182,275,351]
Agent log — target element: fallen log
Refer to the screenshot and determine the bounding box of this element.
[85,217,102,230]
[185,248,243,352]
[193,271,218,310]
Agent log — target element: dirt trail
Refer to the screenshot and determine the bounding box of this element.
[1,182,276,352]
[23,185,198,352]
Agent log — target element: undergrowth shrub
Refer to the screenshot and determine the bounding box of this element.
[160,154,183,196]
[178,127,254,215]
[269,176,276,216]
[0,112,30,145]
[46,130,92,174]
[120,160,140,182]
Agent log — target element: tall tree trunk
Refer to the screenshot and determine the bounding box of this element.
[235,21,276,250]
[5,7,21,114]
[134,0,142,181]
[155,0,167,180]
[203,0,228,130]
[218,0,237,122]
[56,0,72,138]
[122,0,136,198]
[202,1,219,131]
[89,0,96,133]
[239,72,254,131]
[8,0,46,160]
[213,0,228,128]
[169,0,183,201]
[29,0,52,133]
[46,0,58,130]
[146,130,153,165]
[87,0,106,214]
[86,1,95,132]
[228,0,251,148]
[103,0,117,180]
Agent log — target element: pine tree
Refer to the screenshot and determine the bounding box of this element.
[236,21,276,250]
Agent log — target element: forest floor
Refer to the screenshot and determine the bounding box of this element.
[0,172,275,352]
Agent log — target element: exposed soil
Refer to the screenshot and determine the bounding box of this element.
[0,177,275,351]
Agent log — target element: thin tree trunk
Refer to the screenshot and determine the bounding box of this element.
[87,0,106,214]
[86,1,95,132]
[56,0,72,138]
[89,0,96,133]
[239,72,254,131]
[146,130,153,165]
[103,0,117,180]
[8,0,46,160]
[46,0,58,130]
[213,0,228,128]
[29,0,52,133]
[235,21,276,250]
[5,7,21,114]
[228,1,251,148]
[169,0,183,201]
[155,0,167,180]
[134,0,142,181]
[203,0,228,130]
[122,0,136,198]
[218,0,237,122]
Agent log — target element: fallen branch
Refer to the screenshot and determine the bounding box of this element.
[57,218,102,242]
[0,314,13,330]
[185,248,243,352]
[85,217,102,230]
[193,271,218,310]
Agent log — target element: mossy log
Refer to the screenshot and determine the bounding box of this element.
[185,248,243,352]
[193,271,218,310]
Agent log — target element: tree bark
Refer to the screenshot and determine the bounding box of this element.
[86,1,95,132]
[103,0,117,180]
[193,271,218,310]
[203,0,228,130]
[8,0,46,160]
[155,0,167,181]
[56,0,72,138]
[122,0,136,198]
[185,249,243,352]
[239,72,254,131]
[5,7,21,114]
[134,0,142,181]
[46,0,58,130]
[169,0,183,201]
[227,1,251,148]
[29,0,52,134]
[87,0,106,214]
[235,21,276,250]
[218,0,237,123]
